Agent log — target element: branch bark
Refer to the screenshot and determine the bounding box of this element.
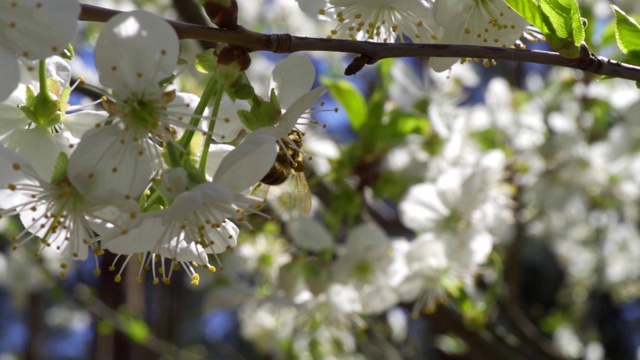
[79,4,640,81]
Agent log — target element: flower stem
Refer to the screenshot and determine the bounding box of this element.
[166,142,182,169]
[199,82,223,174]
[38,60,53,103]
[178,75,219,153]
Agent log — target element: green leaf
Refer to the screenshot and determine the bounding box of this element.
[118,313,150,344]
[96,320,114,335]
[470,128,512,155]
[539,0,585,58]
[387,111,430,136]
[372,172,419,201]
[504,0,547,32]
[322,79,367,131]
[612,5,640,62]
[506,0,585,58]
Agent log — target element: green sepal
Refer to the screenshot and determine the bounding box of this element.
[227,73,256,100]
[18,84,62,128]
[60,43,74,61]
[215,63,243,86]
[18,86,38,122]
[195,49,218,73]
[60,86,71,114]
[50,152,69,185]
[181,159,207,186]
[158,73,176,88]
[237,109,257,131]
[238,95,280,131]
[267,88,281,114]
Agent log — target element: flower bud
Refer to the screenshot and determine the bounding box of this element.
[216,45,251,71]
[203,0,238,30]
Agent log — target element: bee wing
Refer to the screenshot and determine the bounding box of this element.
[249,183,270,211]
[291,172,312,216]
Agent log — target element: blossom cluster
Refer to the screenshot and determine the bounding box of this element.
[0,7,327,285]
[209,62,640,358]
[2,0,640,358]
[295,0,529,70]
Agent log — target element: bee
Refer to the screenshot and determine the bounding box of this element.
[252,128,312,215]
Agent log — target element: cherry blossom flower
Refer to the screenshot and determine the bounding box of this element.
[0,145,105,279]
[213,54,327,143]
[398,150,511,310]
[68,10,201,202]
[329,223,407,314]
[101,132,278,285]
[0,56,106,180]
[296,0,440,43]
[430,0,528,71]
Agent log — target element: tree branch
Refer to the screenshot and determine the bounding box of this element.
[170,0,218,49]
[80,4,640,81]
[501,183,567,360]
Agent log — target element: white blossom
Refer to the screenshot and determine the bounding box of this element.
[0,57,106,179]
[296,0,440,43]
[101,132,278,285]
[330,223,406,314]
[214,54,327,142]
[430,0,528,71]
[0,145,104,279]
[68,10,199,202]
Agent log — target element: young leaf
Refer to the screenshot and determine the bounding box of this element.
[506,0,586,59]
[323,79,368,131]
[504,0,547,32]
[612,5,640,65]
[539,0,585,58]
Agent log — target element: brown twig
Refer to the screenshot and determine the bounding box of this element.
[79,4,640,81]
[75,282,202,360]
[501,183,568,360]
[426,305,526,360]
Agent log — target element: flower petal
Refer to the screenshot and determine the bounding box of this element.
[0,46,20,102]
[1,0,80,60]
[62,111,109,141]
[0,145,42,209]
[0,85,29,137]
[273,85,327,135]
[157,238,210,265]
[68,126,153,202]
[270,54,316,109]
[95,10,179,96]
[205,144,235,179]
[1,127,71,180]
[213,132,278,193]
[103,216,165,254]
[287,217,334,251]
[212,97,250,143]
